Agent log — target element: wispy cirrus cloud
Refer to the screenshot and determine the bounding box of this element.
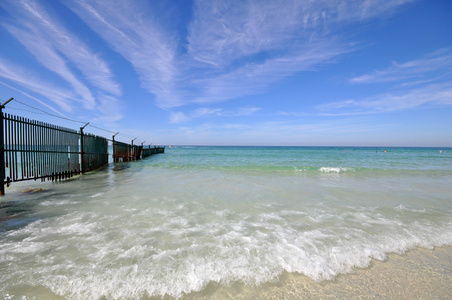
[4,25,96,109]
[0,58,74,112]
[318,81,452,116]
[0,0,121,118]
[170,106,261,123]
[63,0,415,117]
[314,48,452,117]
[192,40,352,104]
[0,80,70,116]
[187,0,415,67]
[350,49,452,84]
[185,0,416,109]
[63,0,180,109]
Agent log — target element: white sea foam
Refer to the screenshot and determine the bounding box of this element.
[90,192,104,198]
[1,199,451,299]
[40,200,75,206]
[1,147,452,299]
[319,167,354,173]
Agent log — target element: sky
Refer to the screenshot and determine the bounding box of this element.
[0,0,451,146]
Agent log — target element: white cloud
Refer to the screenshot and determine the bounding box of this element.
[63,0,415,113]
[1,0,419,130]
[5,24,96,109]
[192,40,352,104]
[350,49,452,84]
[187,0,305,66]
[95,94,123,123]
[169,106,261,123]
[235,106,261,116]
[63,0,180,108]
[319,81,452,116]
[0,0,122,116]
[0,58,74,112]
[187,0,415,67]
[192,108,224,118]
[170,111,191,124]
[0,80,71,117]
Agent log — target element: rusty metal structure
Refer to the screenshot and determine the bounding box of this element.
[111,135,142,162]
[111,135,164,163]
[112,141,134,162]
[0,98,164,195]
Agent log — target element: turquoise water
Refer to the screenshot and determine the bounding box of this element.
[1,146,452,299]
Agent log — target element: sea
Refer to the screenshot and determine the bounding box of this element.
[1,146,451,299]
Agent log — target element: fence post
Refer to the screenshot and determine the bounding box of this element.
[140,141,145,160]
[131,138,136,161]
[112,132,119,163]
[0,98,13,195]
[80,122,89,174]
[0,105,4,195]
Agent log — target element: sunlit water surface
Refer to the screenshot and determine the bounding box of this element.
[1,147,451,299]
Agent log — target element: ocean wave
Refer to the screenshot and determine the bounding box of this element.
[1,203,451,299]
[319,167,355,173]
[39,200,77,206]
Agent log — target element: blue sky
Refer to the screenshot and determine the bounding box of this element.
[0,0,451,146]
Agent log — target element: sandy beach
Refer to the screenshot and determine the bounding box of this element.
[3,246,450,300]
[183,246,452,299]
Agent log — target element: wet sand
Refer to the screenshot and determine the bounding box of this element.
[183,246,452,299]
[2,246,451,299]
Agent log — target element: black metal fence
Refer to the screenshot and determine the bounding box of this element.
[0,100,164,195]
[142,146,165,158]
[2,113,83,184]
[0,112,110,194]
[81,132,109,172]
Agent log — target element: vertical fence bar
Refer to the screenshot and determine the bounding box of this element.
[12,115,17,181]
[20,117,24,180]
[0,98,13,194]
[80,123,88,174]
[80,128,84,173]
[32,120,36,179]
[11,115,15,181]
[42,121,46,180]
[30,119,33,179]
[38,120,42,179]
[24,117,28,178]
[0,107,4,195]
[8,114,13,183]
[4,114,8,171]
[44,121,48,180]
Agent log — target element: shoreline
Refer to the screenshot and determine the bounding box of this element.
[1,244,451,300]
[182,245,452,299]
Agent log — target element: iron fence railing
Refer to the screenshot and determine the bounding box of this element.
[2,113,82,184]
[0,111,108,194]
[81,132,109,172]
[0,98,164,195]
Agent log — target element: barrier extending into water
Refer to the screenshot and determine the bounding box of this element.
[0,98,164,195]
[142,145,165,158]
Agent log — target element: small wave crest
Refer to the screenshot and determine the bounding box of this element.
[1,202,451,299]
[319,167,355,173]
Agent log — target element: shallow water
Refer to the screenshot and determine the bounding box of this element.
[1,146,451,299]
